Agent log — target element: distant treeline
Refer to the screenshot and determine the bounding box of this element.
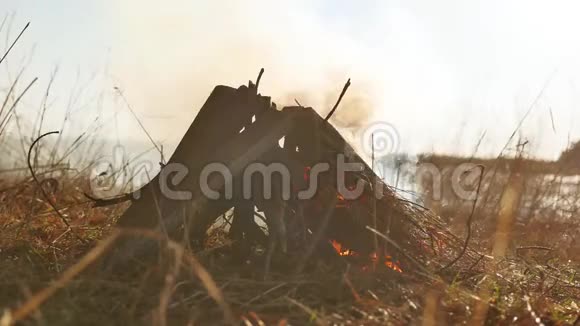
[418,141,580,176]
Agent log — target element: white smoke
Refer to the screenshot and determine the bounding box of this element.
[109,0,380,149]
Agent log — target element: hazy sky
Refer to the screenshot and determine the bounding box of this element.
[3,0,580,160]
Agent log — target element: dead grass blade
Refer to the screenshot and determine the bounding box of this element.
[0,21,29,66]
[4,228,237,325]
[27,131,86,243]
[0,77,38,136]
[116,229,237,326]
[6,230,121,324]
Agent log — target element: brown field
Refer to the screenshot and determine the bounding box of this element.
[0,143,579,325]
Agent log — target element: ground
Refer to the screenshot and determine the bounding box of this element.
[1,168,579,325]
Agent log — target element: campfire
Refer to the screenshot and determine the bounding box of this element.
[97,70,460,280]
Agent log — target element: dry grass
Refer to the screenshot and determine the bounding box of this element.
[418,149,580,325]
[0,149,578,325]
[0,171,418,325]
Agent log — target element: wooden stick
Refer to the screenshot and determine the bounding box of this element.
[255,68,265,92]
[324,78,351,121]
[371,133,379,270]
[294,194,338,274]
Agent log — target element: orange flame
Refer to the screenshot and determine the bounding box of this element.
[331,240,357,256]
[330,240,403,273]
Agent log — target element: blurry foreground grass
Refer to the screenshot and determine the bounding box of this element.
[0,161,579,325]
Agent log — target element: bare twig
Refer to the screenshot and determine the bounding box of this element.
[0,67,24,129]
[0,21,29,66]
[342,267,361,302]
[516,246,554,252]
[113,86,163,158]
[27,131,86,244]
[0,77,38,135]
[244,282,288,306]
[83,192,133,207]
[34,67,59,168]
[497,70,555,157]
[397,198,429,211]
[255,68,265,92]
[469,130,487,161]
[294,195,338,274]
[549,107,557,134]
[371,133,380,268]
[366,226,432,276]
[286,297,326,326]
[480,72,555,207]
[0,14,8,36]
[438,165,485,272]
[324,78,351,121]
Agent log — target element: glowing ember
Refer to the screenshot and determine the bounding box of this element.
[330,240,357,256]
[336,193,348,208]
[303,166,311,181]
[330,240,403,273]
[369,252,403,272]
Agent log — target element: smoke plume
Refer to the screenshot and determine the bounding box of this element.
[110,0,378,146]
